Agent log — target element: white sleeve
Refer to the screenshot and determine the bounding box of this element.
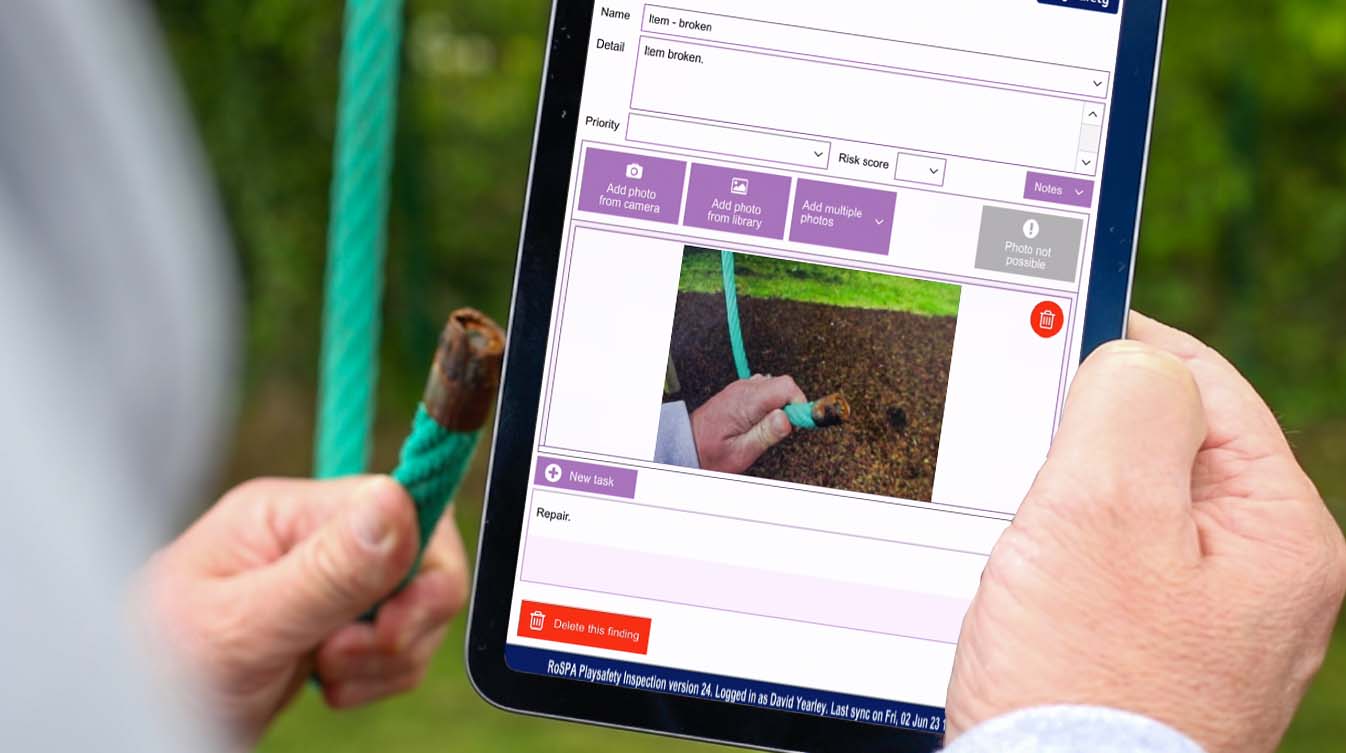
[943,706,1206,753]
[654,401,701,469]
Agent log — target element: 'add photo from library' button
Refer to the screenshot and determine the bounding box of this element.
[683,163,792,240]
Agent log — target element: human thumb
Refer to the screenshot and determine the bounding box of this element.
[1027,340,1205,555]
[236,476,419,651]
[737,408,793,460]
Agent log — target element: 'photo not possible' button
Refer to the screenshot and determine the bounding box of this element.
[535,457,639,499]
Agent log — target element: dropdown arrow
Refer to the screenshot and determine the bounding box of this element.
[929,168,940,175]
[1075,189,1086,196]
[875,219,886,226]
[814,151,824,157]
[1082,159,1093,167]
[1093,80,1103,87]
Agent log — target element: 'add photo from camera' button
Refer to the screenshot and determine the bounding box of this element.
[577,147,687,224]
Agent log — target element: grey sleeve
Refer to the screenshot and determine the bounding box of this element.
[943,706,1206,753]
[654,401,701,469]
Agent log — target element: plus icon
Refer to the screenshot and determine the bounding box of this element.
[543,463,563,484]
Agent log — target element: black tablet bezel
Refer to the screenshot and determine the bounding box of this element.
[467,2,1168,751]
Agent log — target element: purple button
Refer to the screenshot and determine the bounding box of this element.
[535,457,639,499]
[789,179,896,255]
[1023,171,1094,208]
[683,163,791,240]
[578,148,686,224]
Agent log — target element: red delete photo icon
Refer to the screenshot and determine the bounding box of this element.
[1031,301,1065,339]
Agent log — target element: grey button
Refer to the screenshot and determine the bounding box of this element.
[975,207,1084,283]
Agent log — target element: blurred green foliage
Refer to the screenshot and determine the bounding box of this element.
[153,1,1344,751]
[156,0,546,420]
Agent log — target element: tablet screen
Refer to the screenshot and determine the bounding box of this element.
[505,0,1128,735]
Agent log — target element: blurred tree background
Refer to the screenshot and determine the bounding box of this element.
[152,1,1345,751]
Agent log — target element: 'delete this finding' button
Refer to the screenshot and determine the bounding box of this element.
[535,457,639,499]
[1024,171,1095,208]
[789,179,897,255]
[518,600,652,655]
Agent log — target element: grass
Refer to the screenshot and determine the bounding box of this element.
[677,247,961,318]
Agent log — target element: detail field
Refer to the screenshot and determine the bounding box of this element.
[632,36,1094,174]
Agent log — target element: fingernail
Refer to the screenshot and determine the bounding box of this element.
[1102,340,1188,374]
[395,623,416,653]
[1105,340,1155,355]
[353,478,400,554]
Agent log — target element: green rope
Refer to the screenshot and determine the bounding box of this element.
[392,406,481,572]
[783,403,818,430]
[313,0,478,602]
[315,0,406,479]
[720,251,820,430]
[721,250,752,381]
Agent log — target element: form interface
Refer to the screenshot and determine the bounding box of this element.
[506,1,1127,735]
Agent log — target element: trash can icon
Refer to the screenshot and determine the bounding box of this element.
[529,610,546,632]
[1039,309,1056,331]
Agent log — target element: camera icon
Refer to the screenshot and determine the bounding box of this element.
[625,163,644,180]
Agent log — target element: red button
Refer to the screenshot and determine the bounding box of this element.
[1031,301,1065,339]
[518,601,652,655]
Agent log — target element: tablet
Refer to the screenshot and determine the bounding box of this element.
[468,2,1166,750]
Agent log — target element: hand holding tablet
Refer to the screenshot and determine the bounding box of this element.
[946,315,1346,752]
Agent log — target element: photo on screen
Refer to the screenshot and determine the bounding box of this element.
[657,247,960,502]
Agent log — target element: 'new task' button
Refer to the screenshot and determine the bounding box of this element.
[535,457,639,499]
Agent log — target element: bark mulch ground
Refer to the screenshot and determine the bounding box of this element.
[668,292,958,502]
